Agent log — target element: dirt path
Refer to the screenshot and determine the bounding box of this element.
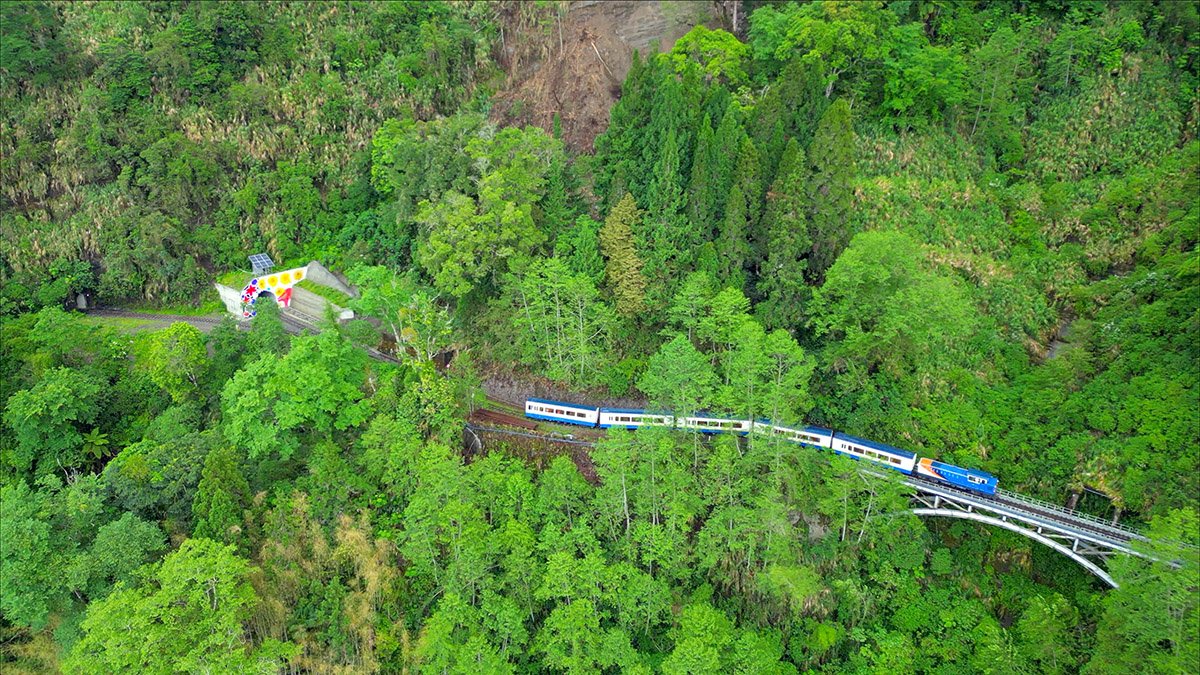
[84,309,232,333]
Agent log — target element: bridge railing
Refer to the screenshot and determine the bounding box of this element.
[993,488,1148,541]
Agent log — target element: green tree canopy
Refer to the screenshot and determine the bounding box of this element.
[599,193,649,318]
[65,538,296,673]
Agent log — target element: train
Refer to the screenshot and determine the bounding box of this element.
[525,397,998,495]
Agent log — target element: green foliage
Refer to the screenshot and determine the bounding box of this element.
[1086,508,1200,674]
[1,2,499,306]
[599,193,649,318]
[882,23,968,127]
[757,138,813,330]
[411,124,564,299]
[2,1,1197,670]
[0,1,67,89]
[246,296,287,358]
[348,265,454,363]
[750,0,896,97]
[555,214,605,285]
[295,279,353,308]
[810,230,976,378]
[638,335,716,415]
[506,257,614,387]
[65,538,296,673]
[192,446,251,549]
[222,331,371,461]
[138,321,207,403]
[0,479,71,630]
[719,136,762,289]
[671,25,750,87]
[4,366,104,473]
[805,98,857,282]
[1029,58,1183,182]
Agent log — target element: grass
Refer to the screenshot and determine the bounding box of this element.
[216,269,251,288]
[81,315,163,332]
[296,279,353,307]
[122,297,225,316]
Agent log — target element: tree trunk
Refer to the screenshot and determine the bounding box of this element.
[1066,490,1081,511]
[621,470,630,533]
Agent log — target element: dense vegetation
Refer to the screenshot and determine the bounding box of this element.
[2,1,1197,672]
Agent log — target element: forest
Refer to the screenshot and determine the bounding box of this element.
[0,1,1197,672]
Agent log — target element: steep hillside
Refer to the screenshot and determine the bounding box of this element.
[490,1,721,152]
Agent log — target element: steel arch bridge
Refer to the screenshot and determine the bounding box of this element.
[467,423,1199,588]
[898,476,1159,588]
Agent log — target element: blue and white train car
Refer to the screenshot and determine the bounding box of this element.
[598,408,673,430]
[916,458,998,495]
[525,398,600,427]
[753,421,834,449]
[678,415,752,435]
[830,432,917,474]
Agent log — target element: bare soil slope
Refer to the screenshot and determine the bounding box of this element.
[491,1,721,153]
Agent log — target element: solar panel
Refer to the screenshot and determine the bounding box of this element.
[248,253,274,275]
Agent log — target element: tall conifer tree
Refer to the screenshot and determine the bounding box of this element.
[687,113,717,233]
[752,59,830,183]
[593,51,653,206]
[599,193,648,317]
[192,446,251,549]
[806,98,856,283]
[718,137,761,289]
[539,152,577,245]
[711,102,743,223]
[644,126,692,302]
[757,138,813,330]
[688,101,744,238]
[640,68,689,202]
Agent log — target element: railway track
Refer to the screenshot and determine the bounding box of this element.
[84,310,1190,555]
[469,408,539,430]
[85,308,228,328]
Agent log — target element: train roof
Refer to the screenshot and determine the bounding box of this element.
[833,432,917,458]
[599,407,651,414]
[930,459,997,480]
[527,397,597,410]
[768,422,834,435]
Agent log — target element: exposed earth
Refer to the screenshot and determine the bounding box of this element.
[490,0,725,153]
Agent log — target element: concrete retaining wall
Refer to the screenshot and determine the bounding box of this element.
[214,283,247,318]
[304,261,357,299]
[289,286,354,322]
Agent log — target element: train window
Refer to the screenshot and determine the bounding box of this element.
[968,475,985,484]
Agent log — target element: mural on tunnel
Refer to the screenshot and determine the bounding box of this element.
[240,266,307,317]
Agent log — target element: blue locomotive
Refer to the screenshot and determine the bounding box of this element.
[524,398,998,495]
